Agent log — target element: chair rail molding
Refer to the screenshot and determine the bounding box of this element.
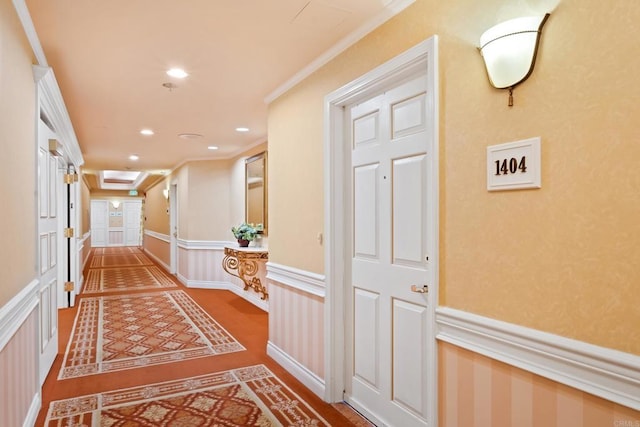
[436,307,640,411]
[144,229,170,243]
[266,262,325,297]
[0,279,39,351]
[177,239,231,250]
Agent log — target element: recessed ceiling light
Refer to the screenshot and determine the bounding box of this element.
[140,129,154,135]
[207,146,219,150]
[178,133,203,140]
[235,127,250,132]
[129,154,139,161]
[167,68,188,79]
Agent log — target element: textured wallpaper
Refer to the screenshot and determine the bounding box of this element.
[267,0,640,355]
[0,0,37,306]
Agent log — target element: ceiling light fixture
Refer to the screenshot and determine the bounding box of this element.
[207,146,219,150]
[140,129,154,135]
[479,14,550,106]
[129,154,139,161]
[178,133,203,140]
[235,127,250,132]
[166,68,188,79]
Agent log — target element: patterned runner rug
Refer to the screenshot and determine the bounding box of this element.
[59,290,245,379]
[93,246,144,255]
[82,265,178,294]
[90,252,154,268]
[46,365,329,426]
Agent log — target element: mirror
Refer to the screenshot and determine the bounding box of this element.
[245,151,267,235]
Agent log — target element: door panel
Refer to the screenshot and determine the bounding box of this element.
[392,155,427,267]
[354,164,380,259]
[392,298,428,417]
[90,200,108,247]
[353,287,380,389]
[348,75,432,427]
[124,200,142,246]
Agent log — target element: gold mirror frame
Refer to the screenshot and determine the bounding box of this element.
[245,151,267,235]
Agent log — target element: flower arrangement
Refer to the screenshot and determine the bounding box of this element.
[231,222,263,245]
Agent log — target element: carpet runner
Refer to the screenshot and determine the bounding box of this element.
[92,246,145,255]
[89,252,154,268]
[82,265,178,294]
[46,364,330,426]
[59,290,245,379]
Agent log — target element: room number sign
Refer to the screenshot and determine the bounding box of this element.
[487,137,541,191]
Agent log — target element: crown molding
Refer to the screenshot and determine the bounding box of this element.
[264,0,416,104]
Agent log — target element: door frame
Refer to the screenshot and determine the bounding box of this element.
[323,37,439,423]
[169,183,178,274]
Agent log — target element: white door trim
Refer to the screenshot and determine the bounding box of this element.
[169,183,178,274]
[323,36,440,424]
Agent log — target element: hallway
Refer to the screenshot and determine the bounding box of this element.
[35,247,368,426]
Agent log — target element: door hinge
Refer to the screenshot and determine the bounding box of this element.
[64,227,74,238]
[64,173,78,184]
[64,282,74,292]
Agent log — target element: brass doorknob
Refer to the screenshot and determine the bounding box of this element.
[410,284,429,294]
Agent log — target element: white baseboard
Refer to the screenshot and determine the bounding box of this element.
[267,341,325,399]
[436,307,640,411]
[177,276,268,312]
[22,392,41,427]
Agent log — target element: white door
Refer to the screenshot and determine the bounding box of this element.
[37,119,60,385]
[124,200,142,246]
[346,74,435,426]
[90,200,108,247]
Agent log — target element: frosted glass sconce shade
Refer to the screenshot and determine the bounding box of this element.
[479,14,550,104]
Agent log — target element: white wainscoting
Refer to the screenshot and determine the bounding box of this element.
[0,279,41,427]
[436,307,640,411]
[176,239,268,312]
[266,263,326,399]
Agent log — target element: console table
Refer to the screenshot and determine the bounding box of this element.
[222,246,269,300]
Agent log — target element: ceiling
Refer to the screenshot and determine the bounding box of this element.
[25,0,402,191]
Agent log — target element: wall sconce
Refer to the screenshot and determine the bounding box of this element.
[162,189,169,200]
[479,14,550,106]
[111,200,120,209]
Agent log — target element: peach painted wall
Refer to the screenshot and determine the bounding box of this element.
[144,176,170,235]
[267,0,640,355]
[0,0,37,307]
[172,160,233,241]
[147,143,267,245]
[439,342,640,427]
[0,309,38,427]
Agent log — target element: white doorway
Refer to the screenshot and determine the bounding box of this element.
[37,118,60,385]
[324,37,439,426]
[124,200,143,246]
[91,200,142,247]
[169,183,178,274]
